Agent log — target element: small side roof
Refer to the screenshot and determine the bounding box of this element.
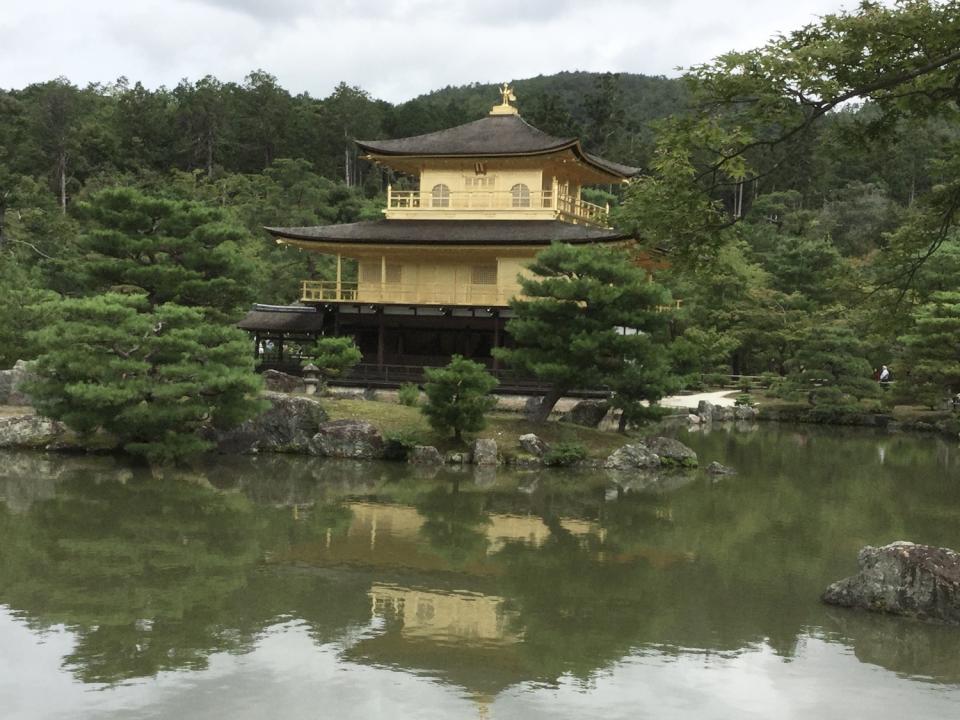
[265,219,632,247]
[356,114,640,180]
[236,304,325,332]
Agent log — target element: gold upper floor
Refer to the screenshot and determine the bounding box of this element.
[384,158,609,226]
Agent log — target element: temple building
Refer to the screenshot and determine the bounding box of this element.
[242,85,641,383]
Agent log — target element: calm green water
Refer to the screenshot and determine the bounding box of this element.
[2,424,960,719]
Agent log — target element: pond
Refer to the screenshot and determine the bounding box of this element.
[1,424,959,719]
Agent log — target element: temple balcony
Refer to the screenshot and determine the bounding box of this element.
[300,280,513,307]
[385,187,609,227]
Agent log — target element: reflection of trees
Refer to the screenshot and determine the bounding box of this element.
[414,478,491,567]
[0,472,265,683]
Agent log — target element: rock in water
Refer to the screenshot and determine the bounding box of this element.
[562,399,610,427]
[822,542,960,624]
[408,445,443,465]
[604,444,661,470]
[707,461,736,475]
[644,436,699,467]
[213,391,327,454]
[472,438,498,465]
[309,419,385,459]
[518,433,548,457]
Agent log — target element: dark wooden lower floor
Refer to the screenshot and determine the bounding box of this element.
[244,302,608,395]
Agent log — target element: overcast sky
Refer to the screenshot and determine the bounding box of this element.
[2,0,854,103]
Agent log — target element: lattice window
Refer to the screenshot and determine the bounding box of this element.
[385,263,402,283]
[431,183,450,207]
[464,176,496,189]
[471,263,498,285]
[511,183,530,208]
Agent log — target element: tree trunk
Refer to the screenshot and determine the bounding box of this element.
[618,410,628,433]
[533,386,563,424]
[206,130,214,179]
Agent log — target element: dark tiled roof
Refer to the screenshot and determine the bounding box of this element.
[356,115,640,179]
[265,220,632,246]
[236,304,325,332]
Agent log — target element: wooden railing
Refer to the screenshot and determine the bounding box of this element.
[301,280,512,306]
[333,363,610,397]
[386,187,609,226]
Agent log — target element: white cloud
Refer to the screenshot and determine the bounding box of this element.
[0,0,855,102]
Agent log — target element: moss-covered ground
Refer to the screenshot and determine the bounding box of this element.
[323,397,629,457]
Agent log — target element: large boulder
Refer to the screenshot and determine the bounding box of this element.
[408,445,443,465]
[733,404,759,420]
[604,444,661,470]
[518,433,548,457]
[309,419,385,459]
[823,542,960,624]
[0,414,68,449]
[645,436,699,467]
[261,369,303,393]
[562,399,610,428]
[697,400,734,423]
[472,438,499,466]
[213,391,328,454]
[0,360,35,406]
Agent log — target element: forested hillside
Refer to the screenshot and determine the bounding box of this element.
[2,0,960,416]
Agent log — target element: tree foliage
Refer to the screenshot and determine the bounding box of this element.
[62,187,257,319]
[496,243,678,423]
[311,336,362,381]
[28,294,266,463]
[421,355,498,440]
[896,291,960,408]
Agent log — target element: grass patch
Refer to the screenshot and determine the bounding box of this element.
[323,398,629,457]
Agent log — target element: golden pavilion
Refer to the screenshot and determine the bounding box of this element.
[243,85,640,383]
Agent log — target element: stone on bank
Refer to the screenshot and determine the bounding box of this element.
[212,391,327,454]
[309,419,385,459]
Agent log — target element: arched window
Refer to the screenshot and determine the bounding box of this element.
[431,183,450,208]
[511,183,530,208]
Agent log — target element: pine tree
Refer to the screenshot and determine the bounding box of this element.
[312,337,362,382]
[28,293,266,463]
[780,323,879,406]
[421,355,498,441]
[61,187,256,319]
[898,291,960,409]
[494,243,678,423]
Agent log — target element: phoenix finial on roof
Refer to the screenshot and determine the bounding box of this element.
[490,83,519,115]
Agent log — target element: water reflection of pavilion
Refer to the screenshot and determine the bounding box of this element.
[273,500,601,572]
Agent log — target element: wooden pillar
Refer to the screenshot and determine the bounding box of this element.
[253,333,260,360]
[277,337,284,362]
[492,314,501,370]
[380,254,386,302]
[336,253,342,300]
[376,308,385,367]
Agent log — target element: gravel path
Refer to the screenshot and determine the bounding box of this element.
[659,390,739,409]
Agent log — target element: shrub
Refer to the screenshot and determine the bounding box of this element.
[543,442,587,467]
[398,383,420,407]
[421,355,498,440]
[734,393,755,407]
[312,337,362,381]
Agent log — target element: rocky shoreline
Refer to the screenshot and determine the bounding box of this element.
[0,388,713,475]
